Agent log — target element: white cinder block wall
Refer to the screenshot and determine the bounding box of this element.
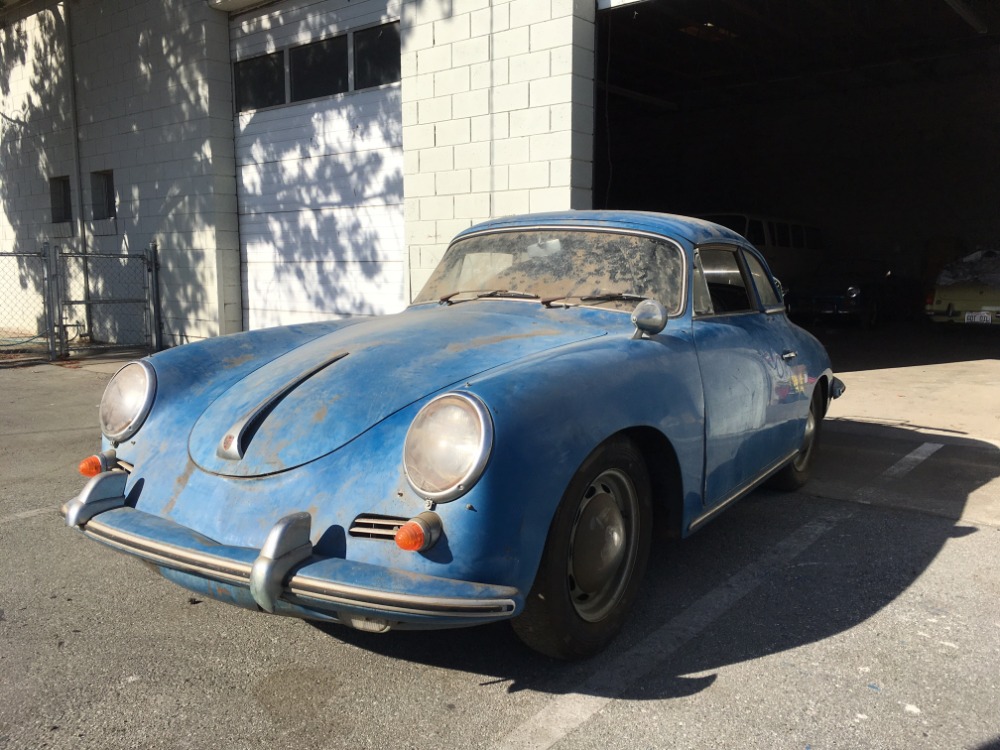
[401,0,596,297]
[0,0,240,345]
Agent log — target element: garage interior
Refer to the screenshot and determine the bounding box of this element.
[593,0,1000,304]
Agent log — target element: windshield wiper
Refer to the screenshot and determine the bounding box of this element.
[477,289,539,300]
[542,292,648,308]
[440,289,540,305]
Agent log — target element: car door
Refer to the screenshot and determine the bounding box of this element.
[691,244,800,511]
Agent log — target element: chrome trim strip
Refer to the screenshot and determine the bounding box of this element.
[84,519,252,584]
[287,576,517,618]
[83,516,517,618]
[688,449,798,533]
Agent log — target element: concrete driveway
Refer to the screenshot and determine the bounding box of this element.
[1,321,997,750]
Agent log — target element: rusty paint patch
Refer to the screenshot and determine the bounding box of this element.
[164,459,197,514]
[222,353,255,369]
[444,327,563,353]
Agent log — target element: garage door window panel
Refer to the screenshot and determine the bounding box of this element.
[235,52,286,112]
[290,36,349,103]
[354,22,401,90]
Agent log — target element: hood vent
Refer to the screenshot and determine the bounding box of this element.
[217,351,348,461]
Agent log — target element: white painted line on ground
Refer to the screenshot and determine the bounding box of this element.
[498,509,853,750]
[881,443,944,480]
[0,507,56,525]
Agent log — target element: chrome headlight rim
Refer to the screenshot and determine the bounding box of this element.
[100,360,157,444]
[403,392,494,503]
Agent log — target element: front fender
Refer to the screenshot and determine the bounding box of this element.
[460,323,705,589]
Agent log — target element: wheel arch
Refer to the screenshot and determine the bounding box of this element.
[618,426,685,542]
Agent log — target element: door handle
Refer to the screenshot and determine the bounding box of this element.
[781,350,797,360]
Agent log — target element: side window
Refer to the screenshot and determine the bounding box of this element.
[697,247,754,315]
[747,219,766,246]
[743,251,783,309]
[692,253,714,316]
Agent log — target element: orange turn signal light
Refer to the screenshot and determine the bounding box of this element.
[78,455,105,478]
[394,511,442,553]
[395,521,426,551]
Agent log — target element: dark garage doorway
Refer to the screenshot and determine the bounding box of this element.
[594,0,1000,302]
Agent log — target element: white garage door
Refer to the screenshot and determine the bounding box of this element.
[231,0,404,330]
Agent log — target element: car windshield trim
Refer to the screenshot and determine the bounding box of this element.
[416,227,687,317]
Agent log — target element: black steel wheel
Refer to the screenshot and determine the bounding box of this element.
[512,437,652,659]
[769,388,823,491]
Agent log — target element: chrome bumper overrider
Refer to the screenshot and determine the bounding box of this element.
[65,472,518,628]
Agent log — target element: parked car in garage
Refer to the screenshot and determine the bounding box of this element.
[785,262,896,328]
[63,211,844,659]
[926,248,1000,325]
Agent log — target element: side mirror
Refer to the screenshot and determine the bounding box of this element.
[631,299,667,339]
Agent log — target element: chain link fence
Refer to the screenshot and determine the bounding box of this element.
[0,249,51,362]
[0,242,160,364]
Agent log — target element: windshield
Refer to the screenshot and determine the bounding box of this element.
[413,229,685,313]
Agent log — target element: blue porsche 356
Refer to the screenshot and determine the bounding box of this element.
[65,211,844,659]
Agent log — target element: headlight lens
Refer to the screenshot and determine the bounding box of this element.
[403,393,493,502]
[846,286,861,299]
[100,361,157,443]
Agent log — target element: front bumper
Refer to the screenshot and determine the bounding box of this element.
[64,472,519,631]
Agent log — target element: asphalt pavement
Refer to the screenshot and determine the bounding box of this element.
[1,322,998,750]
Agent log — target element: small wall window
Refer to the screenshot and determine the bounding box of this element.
[354,21,401,90]
[235,51,286,112]
[91,170,115,220]
[50,176,72,223]
[290,36,349,102]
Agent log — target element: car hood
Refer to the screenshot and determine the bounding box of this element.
[188,304,606,477]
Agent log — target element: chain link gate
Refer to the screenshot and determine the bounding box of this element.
[0,241,161,363]
[0,248,51,361]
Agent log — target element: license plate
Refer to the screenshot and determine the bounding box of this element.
[965,311,993,324]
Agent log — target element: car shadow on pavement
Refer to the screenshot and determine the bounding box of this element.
[313,420,999,701]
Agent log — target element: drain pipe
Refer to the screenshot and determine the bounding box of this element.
[61,0,93,340]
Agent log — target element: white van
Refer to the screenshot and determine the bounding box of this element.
[698,213,826,285]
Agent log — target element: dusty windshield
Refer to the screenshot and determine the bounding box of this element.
[414,229,685,313]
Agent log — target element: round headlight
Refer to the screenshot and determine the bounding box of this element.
[846,286,861,299]
[100,361,157,443]
[403,393,493,502]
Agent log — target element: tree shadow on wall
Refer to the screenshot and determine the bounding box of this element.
[0,0,438,346]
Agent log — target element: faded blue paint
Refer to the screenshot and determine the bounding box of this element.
[73,211,839,632]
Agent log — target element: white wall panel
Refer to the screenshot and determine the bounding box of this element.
[232,0,404,330]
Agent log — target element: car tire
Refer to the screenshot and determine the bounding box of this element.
[512,437,652,660]
[769,388,823,491]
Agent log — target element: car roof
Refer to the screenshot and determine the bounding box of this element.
[455,210,746,247]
